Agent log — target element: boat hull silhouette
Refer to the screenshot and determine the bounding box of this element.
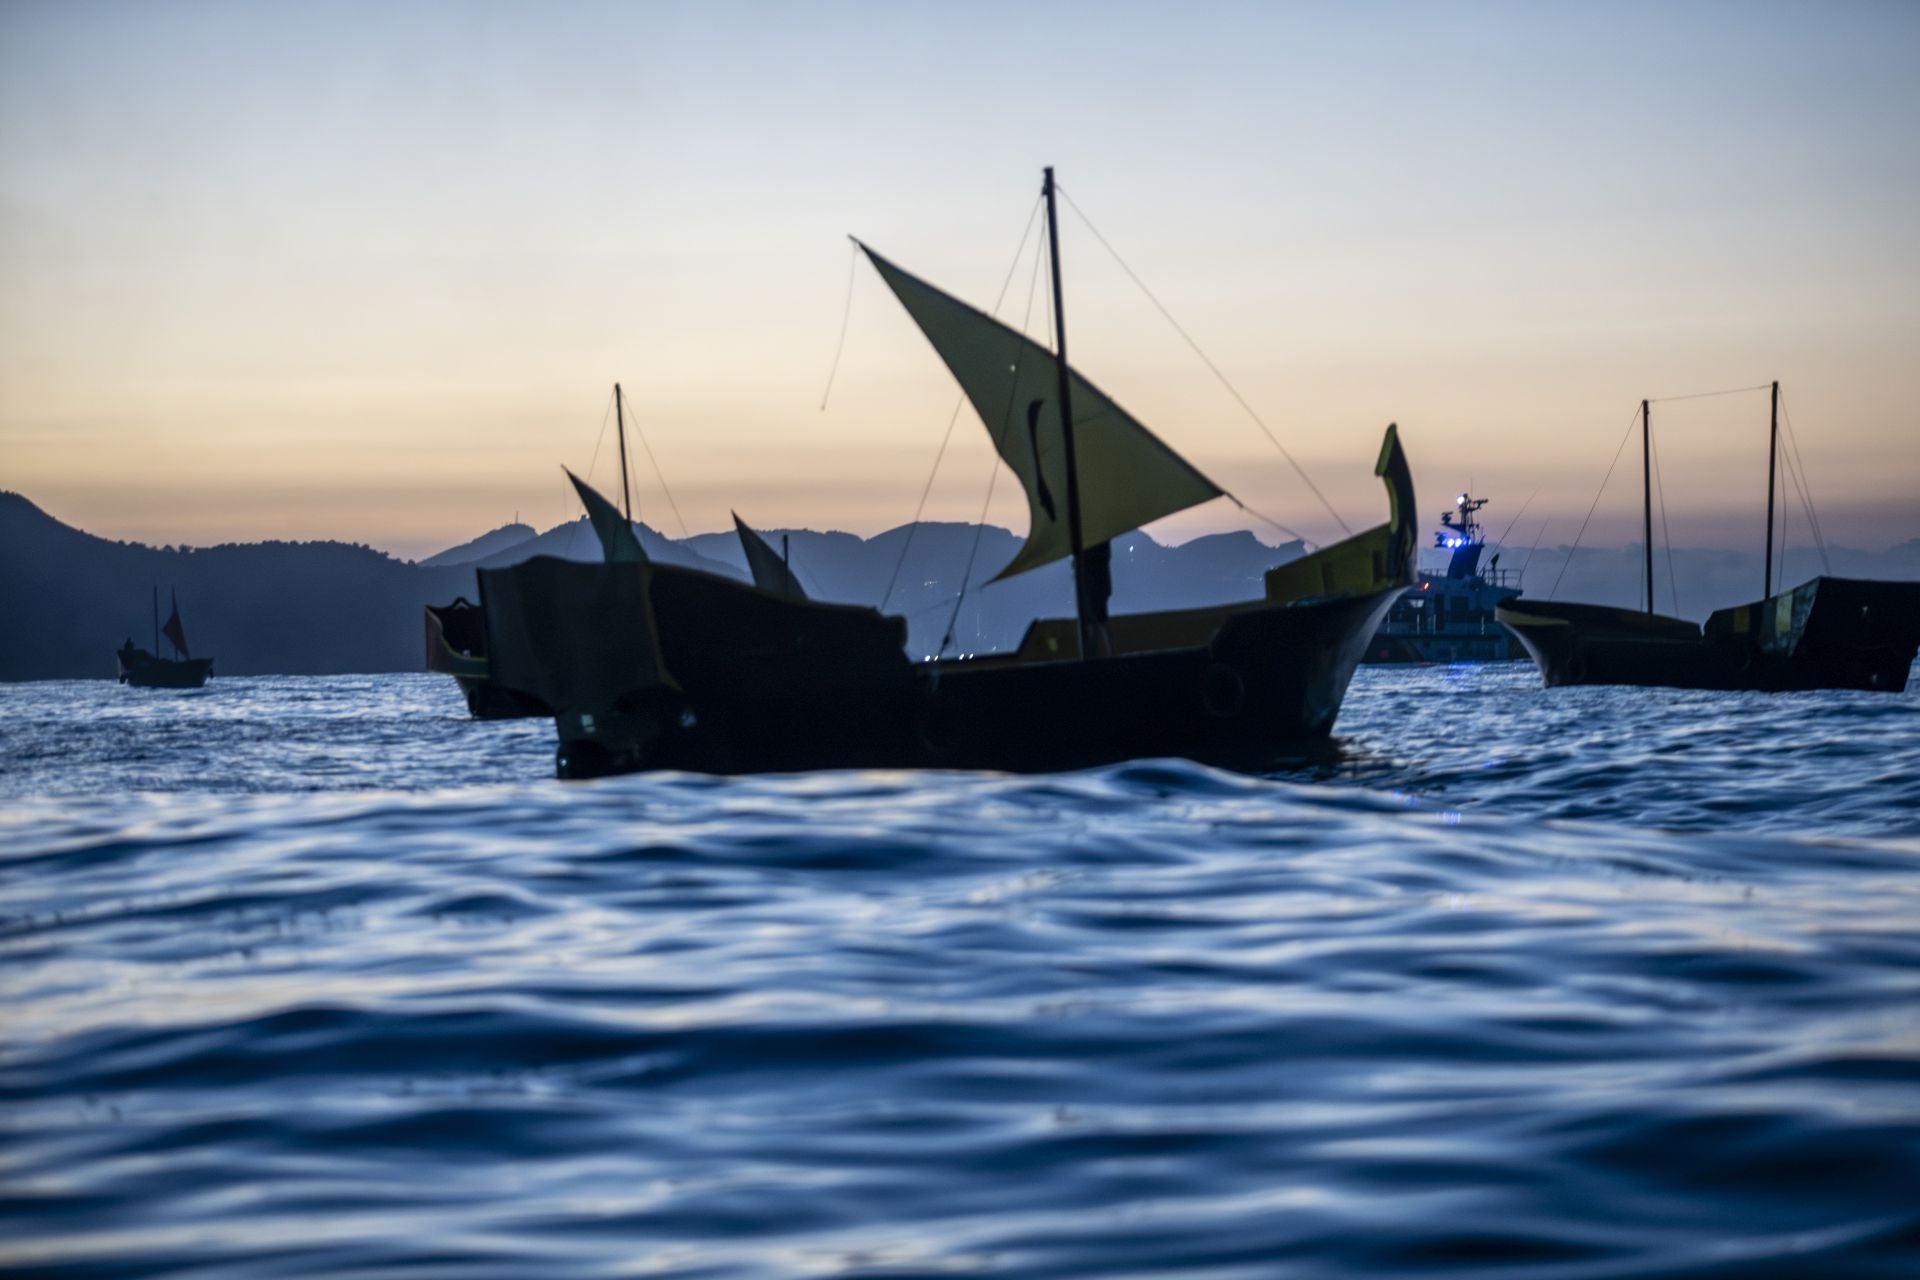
[425,598,550,720]
[116,647,213,689]
[479,557,1405,779]
[480,421,1416,779]
[1497,577,1920,692]
[1364,630,1525,664]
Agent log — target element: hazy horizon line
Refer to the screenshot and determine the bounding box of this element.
[11,488,1915,566]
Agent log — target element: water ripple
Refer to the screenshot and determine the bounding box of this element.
[2,671,1919,1276]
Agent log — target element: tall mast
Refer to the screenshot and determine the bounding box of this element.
[152,586,159,655]
[1642,398,1654,616]
[614,382,633,525]
[1043,166,1104,658]
[1764,380,1779,598]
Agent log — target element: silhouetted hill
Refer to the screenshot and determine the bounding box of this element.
[0,492,472,680]
[5,487,1912,681]
[0,493,1307,678]
[683,523,1306,654]
[465,517,737,575]
[416,522,536,568]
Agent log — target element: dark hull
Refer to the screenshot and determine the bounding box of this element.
[117,648,213,689]
[637,569,1398,776]
[1362,630,1526,664]
[425,600,551,720]
[481,422,1418,779]
[478,558,1404,780]
[1498,577,1920,692]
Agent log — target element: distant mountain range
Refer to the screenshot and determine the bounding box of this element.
[0,492,1298,680]
[2,489,1914,682]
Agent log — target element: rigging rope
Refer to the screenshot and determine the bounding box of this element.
[1650,420,1681,616]
[568,387,619,558]
[582,385,615,490]
[1779,422,1828,576]
[1054,183,1353,539]
[817,240,859,411]
[1778,445,1808,584]
[876,193,1045,611]
[1517,517,1554,583]
[1776,391,1832,574]
[937,219,1049,657]
[1647,384,1773,404]
[630,409,691,538]
[1549,405,1643,600]
[1493,490,1538,550]
[1226,498,1309,547]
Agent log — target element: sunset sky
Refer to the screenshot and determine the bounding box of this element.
[2,1,1915,560]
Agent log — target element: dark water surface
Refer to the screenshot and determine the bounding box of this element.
[3,668,1918,1277]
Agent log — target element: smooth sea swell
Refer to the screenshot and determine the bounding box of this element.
[2,668,1918,1277]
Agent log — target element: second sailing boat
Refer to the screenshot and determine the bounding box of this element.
[1496,384,1920,691]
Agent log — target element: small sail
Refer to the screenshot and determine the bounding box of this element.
[733,513,808,601]
[565,468,648,564]
[162,589,190,659]
[858,242,1225,581]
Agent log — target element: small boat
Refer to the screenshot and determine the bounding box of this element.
[1497,384,1920,691]
[425,595,551,719]
[477,168,1418,778]
[117,587,213,689]
[1364,491,1525,663]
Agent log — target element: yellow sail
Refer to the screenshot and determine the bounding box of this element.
[565,469,647,564]
[859,242,1225,581]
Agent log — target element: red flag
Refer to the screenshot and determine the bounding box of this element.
[162,590,190,659]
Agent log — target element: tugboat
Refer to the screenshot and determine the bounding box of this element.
[117,587,213,689]
[1364,492,1525,663]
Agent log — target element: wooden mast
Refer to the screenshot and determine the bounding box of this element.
[1764,380,1779,598]
[614,382,633,525]
[1043,166,1104,658]
[1642,398,1654,615]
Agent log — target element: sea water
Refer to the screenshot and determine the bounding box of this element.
[2,668,1917,1277]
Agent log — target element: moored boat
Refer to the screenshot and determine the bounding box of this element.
[478,168,1418,777]
[425,596,551,719]
[1365,491,1525,663]
[117,587,213,689]
[1497,384,1920,691]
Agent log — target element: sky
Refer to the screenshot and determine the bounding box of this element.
[2,0,1916,560]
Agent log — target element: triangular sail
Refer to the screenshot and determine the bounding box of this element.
[162,589,190,659]
[565,468,648,564]
[733,513,808,601]
[858,243,1225,582]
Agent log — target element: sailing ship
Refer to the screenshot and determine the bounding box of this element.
[476,168,1418,777]
[1364,491,1525,663]
[117,587,214,689]
[1496,384,1920,691]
